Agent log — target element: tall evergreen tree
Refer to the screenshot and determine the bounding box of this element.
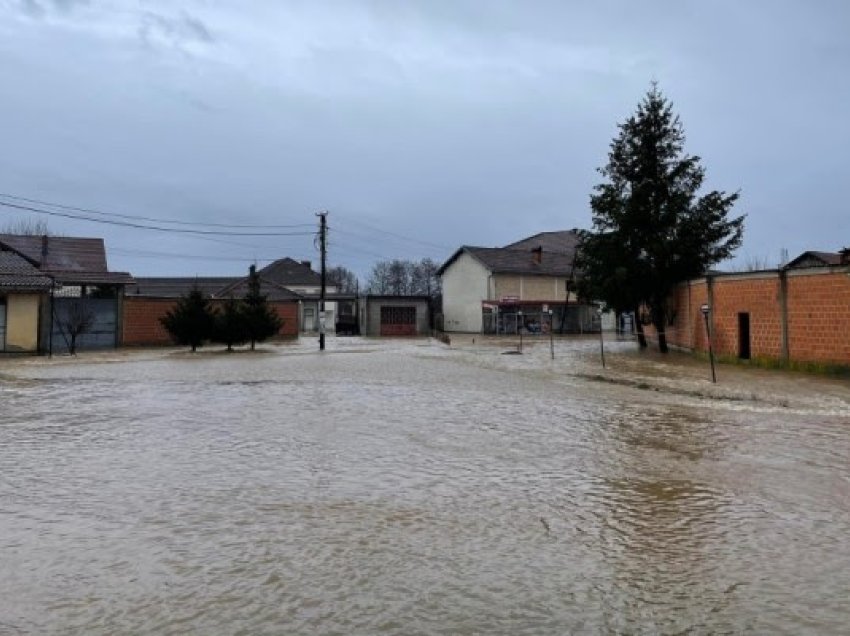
[160,285,216,352]
[212,297,248,351]
[243,265,283,350]
[582,84,744,352]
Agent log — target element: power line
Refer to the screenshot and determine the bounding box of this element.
[0,192,315,229]
[330,214,454,251]
[0,201,317,237]
[109,248,283,262]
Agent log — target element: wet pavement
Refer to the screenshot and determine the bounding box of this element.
[1,336,849,634]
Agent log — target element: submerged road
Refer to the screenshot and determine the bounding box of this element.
[2,337,849,634]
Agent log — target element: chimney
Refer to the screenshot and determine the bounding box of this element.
[301,260,312,269]
[41,234,48,263]
[531,246,542,265]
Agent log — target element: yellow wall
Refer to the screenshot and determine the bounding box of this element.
[493,274,575,301]
[5,294,40,352]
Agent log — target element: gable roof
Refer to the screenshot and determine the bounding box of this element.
[126,275,302,301]
[503,230,581,253]
[0,249,53,290]
[0,234,133,285]
[438,229,581,277]
[259,258,321,286]
[216,276,302,301]
[784,250,845,269]
[126,277,239,298]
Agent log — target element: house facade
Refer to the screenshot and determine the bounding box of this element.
[0,250,52,353]
[438,230,598,334]
[0,234,133,354]
[254,259,338,334]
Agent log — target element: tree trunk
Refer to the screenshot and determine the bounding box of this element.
[69,334,77,356]
[191,343,197,352]
[250,339,256,351]
[634,307,648,348]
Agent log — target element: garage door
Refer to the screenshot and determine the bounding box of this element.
[380,306,416,336]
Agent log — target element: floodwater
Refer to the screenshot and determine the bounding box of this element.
[1,336,849,635]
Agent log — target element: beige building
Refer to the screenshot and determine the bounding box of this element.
[438,230,598,334]
[0,250,52,353]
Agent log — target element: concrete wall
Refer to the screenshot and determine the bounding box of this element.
[363,298,430,337]
[493,274,568,301]
[440,252,490,332]
[652,266,850,366]
[3,294,40,352]
[122,296,299,346]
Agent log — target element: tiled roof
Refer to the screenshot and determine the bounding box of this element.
[0,250,53,290]
[503,230,582,253]
[784,251,844,269]
[0,234,108,271]
[465,246,576,276]
[127,275,302,301]
[127,277,239,298]
[438,230,581,277]
[0,234,132,285]
[259,258,321,286]
[216,276,302,301]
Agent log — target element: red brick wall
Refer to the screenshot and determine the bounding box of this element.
[787,271,850,364]
[649,267,850,365]
[711,276,783,359]
[123,296,299,346]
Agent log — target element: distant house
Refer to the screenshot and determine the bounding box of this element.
[257,258,339,333]
[784,249,850,269]
[438,230,598,334]
[0,234,133,354]
[0,249,52,353]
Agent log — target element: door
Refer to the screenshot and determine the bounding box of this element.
[380,306,416,336]
[738,312,751,360]
[303,307,315,332]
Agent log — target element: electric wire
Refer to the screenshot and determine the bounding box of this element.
[0,192,315,229]
[0,201,317,237]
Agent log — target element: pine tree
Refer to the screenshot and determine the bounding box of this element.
[213,297,248,351]
[583,84,744,352]
[160,285,216,352]
[243,265,283,350]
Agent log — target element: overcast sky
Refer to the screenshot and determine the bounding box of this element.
[1,0,848,278]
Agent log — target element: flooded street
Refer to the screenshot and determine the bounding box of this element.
[2,337,850,634]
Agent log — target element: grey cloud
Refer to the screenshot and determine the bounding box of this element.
[19,0,88,17]
[139,10,214,49]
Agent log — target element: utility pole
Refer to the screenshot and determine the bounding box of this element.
[318,211,328,351]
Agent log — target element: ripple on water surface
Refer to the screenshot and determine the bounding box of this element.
[1,338,849,634]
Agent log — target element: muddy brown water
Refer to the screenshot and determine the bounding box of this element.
[2,337,849,634]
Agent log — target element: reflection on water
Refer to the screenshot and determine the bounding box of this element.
[1,337,850,634]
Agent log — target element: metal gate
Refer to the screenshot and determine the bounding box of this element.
[49,297,118,353]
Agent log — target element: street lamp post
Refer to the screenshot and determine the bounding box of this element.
[517,309,523,353]
[548,309,554,360]
[700,303,717,383]
[598,306,606,369]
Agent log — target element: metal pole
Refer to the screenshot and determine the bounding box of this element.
[598,309,605,368]
[701,305,716,383]
[705,313,716,383]
[318,211,327,351]
[48,278,55,358]
[548,309,554,360]
[517,310,523,353]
